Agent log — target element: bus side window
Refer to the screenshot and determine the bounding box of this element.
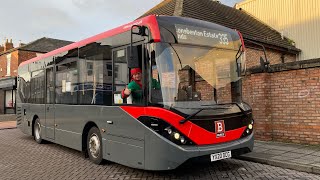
[55,61,78,105]
[78,42,113,106]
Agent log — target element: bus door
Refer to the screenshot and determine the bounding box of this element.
[106,45,145,168]
[45,67,55,140]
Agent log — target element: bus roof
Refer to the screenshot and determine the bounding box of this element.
[19,15,160,67]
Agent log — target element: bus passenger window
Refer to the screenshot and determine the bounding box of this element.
[55,61,78,105]
[78,42,113,106]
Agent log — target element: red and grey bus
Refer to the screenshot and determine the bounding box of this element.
[16,15,254,170]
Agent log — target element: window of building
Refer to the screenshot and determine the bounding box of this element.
[5,90,15,114]
[6,54,11,76]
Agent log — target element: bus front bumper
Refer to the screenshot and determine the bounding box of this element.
[144,131,254,170]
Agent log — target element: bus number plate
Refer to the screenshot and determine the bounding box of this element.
[210,151,231,162]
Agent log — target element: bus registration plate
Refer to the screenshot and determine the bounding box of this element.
[210,151,231,162]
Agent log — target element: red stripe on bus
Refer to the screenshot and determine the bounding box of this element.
[120,106,246,145]
[20,15,161,67]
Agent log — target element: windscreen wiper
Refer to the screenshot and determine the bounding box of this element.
[180,108,204,124]
[179,107,229,124]
[233,103,250,120]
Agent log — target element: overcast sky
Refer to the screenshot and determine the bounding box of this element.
[0,0,241,46]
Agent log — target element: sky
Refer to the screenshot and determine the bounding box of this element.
[0,0,241,47]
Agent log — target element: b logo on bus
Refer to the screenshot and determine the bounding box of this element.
[215,120,225,138]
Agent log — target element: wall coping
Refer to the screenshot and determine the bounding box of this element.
[247,58,320,74]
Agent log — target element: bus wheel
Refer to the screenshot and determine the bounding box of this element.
[87,127,103,164]
[34,118,43,144]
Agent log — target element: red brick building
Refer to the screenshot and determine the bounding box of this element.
[0,38,72,114]
[140,0,320,145]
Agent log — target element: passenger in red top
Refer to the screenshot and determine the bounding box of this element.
[121,68,143,102]
[121,68,161,103]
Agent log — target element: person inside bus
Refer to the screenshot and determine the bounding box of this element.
[121,68,160,104]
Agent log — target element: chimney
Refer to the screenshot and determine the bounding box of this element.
[4,39,14,51]
[0,45,4,53]
[18,40,24,47]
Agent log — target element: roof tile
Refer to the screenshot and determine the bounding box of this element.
[140,0,300,53]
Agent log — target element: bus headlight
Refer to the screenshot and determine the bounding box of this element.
[138,116,196,145]
[174,132,180,140]
[180,136,186,144]
[241,118,254,138]
[165,127,173,135]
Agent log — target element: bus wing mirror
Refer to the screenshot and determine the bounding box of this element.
[127,46,139,68]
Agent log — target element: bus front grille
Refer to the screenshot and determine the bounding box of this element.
[189,113,251,133]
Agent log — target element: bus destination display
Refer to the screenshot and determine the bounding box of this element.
[175,24,234,48]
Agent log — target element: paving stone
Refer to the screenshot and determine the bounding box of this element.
[1,129,320,179]
[0,114,16,122]
[267,145,301,152]
[269,155,295,161]
[290,158,317,165]
[303,155,320,162]
[311,162,320,168]
[264,149,287,155]
[282,152,306,158]
[290,148,318,155]
[311,151,320,157]
[252,147,269,153]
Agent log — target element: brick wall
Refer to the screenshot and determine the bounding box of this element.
[0,50,37,78]
[10,51,19,77]
[245,46,296,69]
[18,50,37,65]
[0,51,19,78]
[0,53,8,78]
[243,66,320,145]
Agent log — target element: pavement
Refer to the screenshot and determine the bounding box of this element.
[238,140,320,175]
[0,117,319,176]
[0,114,16,122]
[0,120,16,130]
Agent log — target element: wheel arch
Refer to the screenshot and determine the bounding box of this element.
[31,115,39,136]
[82,121,99,152]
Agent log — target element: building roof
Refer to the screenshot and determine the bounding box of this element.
[140,0,300,53]
[0,37,73,56]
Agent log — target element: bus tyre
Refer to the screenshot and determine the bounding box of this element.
[87,127,103,164]
[33,118,43,144]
